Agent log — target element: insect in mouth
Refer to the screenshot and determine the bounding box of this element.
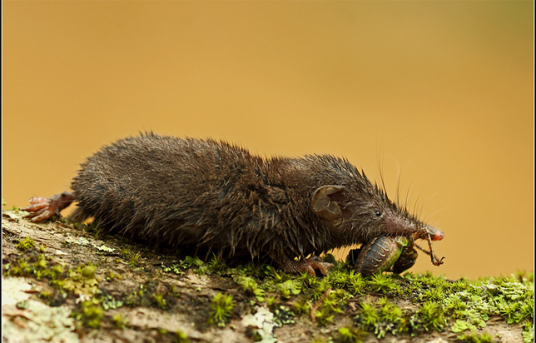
[347,231,444,277]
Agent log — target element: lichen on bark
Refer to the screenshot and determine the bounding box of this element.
[2,209,533,343]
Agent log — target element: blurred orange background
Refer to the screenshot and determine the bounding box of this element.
[3,1,533,280]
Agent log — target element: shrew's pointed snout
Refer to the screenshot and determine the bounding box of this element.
[426,226,444,241]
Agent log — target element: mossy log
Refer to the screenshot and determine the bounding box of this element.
[2,209,533,343]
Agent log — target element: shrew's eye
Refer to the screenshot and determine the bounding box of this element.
[374,211,382,218]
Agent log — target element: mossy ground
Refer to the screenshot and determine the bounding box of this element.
[2,209,533,343]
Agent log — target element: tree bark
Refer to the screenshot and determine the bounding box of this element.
[2,210,528,343]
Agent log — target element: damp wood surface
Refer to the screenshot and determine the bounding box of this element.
[2,209,533,343]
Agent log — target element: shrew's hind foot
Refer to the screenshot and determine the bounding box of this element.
[280,256,334,276]
[21,192,75,222]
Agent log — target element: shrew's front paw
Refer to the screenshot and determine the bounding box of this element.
[281,256,334,276]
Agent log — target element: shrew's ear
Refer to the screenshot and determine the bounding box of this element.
[311,185,347,222]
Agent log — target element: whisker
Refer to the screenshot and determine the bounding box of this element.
[377,150,387,195]
[425,207,449,222]
[395,164,403,206]
[404,182,413,212]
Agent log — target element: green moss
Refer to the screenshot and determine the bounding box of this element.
[208,255,228,275]
[374,297,408,336]
[153,294,167,309]
[124,291,141,307]
[122,282,175,309]
[128,254,140,268]
[264,295,279,310]
[457,331,494,343]
[421,287,444,302]
[355,296,444,337]
[19,258,32,273]
[273,305,296,325]
[169,285,180,296]
[366,273,400,295]
[444,295,468,317]
[335,325,365,343]
[277,279,302,299]
[161,263,185,276]
[3,249,102,301]
[7,266,23,277]
[415,301,446,332]
[265,265,288,283]
[174,329,189,343]
[50,264,64,276]
[451,319,476,333]
[112,314,128,328]
[106,270,121,281]
[33,255,47,270]
[50,279,66,290]
[161,256,209,276]
[234,275,264,301]
[72,300,104,328]
[241,261,266,278]
[310,278,331,300]
[313,307,334,326]
[101,294,123,310]
[81,264,96,279]
[522,321,534,343]
[184,256,204,268]
[209,292,234,327]
[16,237,36,251]
[184,256,208,275]
[120,248,130,258]
[54,263,100,296]
[326,268,352,288]
[291,297,310,315]
[319,292,344,315]
[348,274,366,295]
[4,222,533,340]
[39,290,52,299]
[310,336,329,343]
[356,301,380,327]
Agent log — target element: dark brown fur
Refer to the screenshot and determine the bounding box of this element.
[24,132,443,274]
